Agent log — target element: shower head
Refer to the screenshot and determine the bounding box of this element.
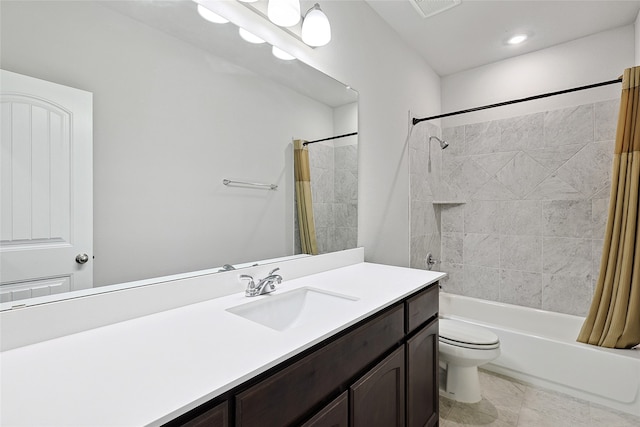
[429,136,449,149]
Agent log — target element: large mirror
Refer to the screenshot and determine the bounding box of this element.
[0,0,358,306]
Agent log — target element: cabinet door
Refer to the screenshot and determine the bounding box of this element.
[350,347,405,427]
[180,401,228,427]
[301,391,348,427]
[406,319,438,427]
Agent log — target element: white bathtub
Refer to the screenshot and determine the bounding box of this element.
[439,292,640,417]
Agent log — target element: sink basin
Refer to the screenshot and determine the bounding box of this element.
[226,287,359,331]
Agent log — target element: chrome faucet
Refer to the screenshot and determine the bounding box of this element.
[240,268,282,297]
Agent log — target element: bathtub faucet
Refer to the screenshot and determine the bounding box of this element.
[426,253,440,270]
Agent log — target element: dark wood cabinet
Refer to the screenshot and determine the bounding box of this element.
[235,306,404,427]
[169,282,439,427]
[406,318,439,427]
[301,392,349,427]
[350,347,405,427]
[180,401,228,427]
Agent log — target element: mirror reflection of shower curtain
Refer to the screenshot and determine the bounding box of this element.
[294,140,318,255]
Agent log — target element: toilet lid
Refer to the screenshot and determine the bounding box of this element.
[439,318,500,349]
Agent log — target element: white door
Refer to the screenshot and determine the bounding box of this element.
[0,69,92,303]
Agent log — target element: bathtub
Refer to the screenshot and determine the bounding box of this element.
[439,292,640,417]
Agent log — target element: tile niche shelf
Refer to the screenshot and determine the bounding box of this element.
[431,200,466,205]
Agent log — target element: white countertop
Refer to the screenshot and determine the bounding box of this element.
[1,262,444,426]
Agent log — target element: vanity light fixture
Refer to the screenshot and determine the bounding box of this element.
[507,34,528,45]
[267,0,301,28]
[197,4,229,24]
[239,27,266,44]
[301,3,331,47]
[272,46,296,60]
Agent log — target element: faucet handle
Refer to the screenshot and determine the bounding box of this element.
[268,267,280,276]
[239,274,256,296]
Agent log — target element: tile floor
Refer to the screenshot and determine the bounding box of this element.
[439,369,640,427]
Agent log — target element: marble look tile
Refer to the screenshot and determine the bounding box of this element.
[309,144,334,169]
[466,121,500,154]
[463,265,500,300]
[543,237,592,279]
[439,262,463,294]
[334,170,357,203]
[409,146,428,176]
[544,104,594,147]
[442,125,467,157]
[426,232,441,262]
[554,141,613,198]
[333,226,356,251]
[471,177,517,201]
[443,401,516,427]
[441,204,464,233]
[524,143,583,172]
[439,395,455,419]
[524,174,584,200]
[594,99,620,142]
[464,201,499,234]
[442,232,463,264]
[313,202,334,228]
[310,167,334,203]
[500,235,542,272]
[410,172,430,202]
[464,233,500,268]
[447,158,492,199]
[592,198,609,240]
[411,200,427,237]
[478,369,526,399]
[592,183,612,199]
[499,112,544,152]
[334,202,357,228]
[589,403,640,427]
[334,145,358,173]
[500,269,542,309]
[470,151,518,176]
[495,152,550,198]
[522,385,591,425]
[410,235,427,270]
[543,200,592,238]
[542,274,593,316]
[498,200,542,236]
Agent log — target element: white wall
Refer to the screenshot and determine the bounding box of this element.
[302,1,442,267]
[1,1,335,286]
[441,25,635,128]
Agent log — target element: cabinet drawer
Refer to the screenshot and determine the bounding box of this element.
[405,284,438,333]
[235,305,404,427]
[301,391,348,427]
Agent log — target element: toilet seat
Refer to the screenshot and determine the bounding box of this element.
[439,318,500,350]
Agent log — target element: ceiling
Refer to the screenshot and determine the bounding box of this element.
[366,0,640,76]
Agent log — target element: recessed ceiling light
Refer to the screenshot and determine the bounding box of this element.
[507,34,528,45]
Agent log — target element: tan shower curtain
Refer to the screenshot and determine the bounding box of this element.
[578,66,640,349]
[294,139,318,255]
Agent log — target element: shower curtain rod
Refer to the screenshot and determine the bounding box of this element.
[412,77,623,125]
[303,132,358,146]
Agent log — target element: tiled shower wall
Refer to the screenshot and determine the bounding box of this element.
[436,99,619,316]
[307,142,358,254]
[410,122,443,270]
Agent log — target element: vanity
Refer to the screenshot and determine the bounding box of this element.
[0,249,444,426]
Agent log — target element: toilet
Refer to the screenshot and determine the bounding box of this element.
[438,318,501,403]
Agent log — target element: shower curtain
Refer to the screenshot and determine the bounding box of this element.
[578,66,640,349]
[294,139,318,255]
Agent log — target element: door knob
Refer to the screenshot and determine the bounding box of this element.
[75,253,89,264]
